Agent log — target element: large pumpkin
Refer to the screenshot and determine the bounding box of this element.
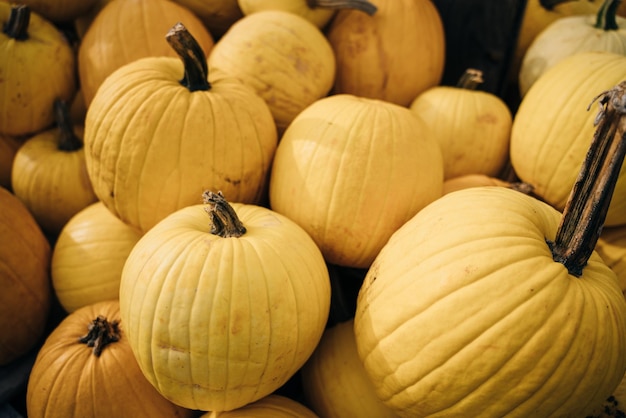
[269,94,443,268]
[84,23,277,233]
[119,191,331,412]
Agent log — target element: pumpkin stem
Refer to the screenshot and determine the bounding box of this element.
[456,68,484,90]
[547,81,626,276]
[78,315,121,357]
[165,22,210,92]
[305,0,377,15]
[594,0,621,30]
[55,99,83,152]
[3,4,30,40]
[203,190,247,238]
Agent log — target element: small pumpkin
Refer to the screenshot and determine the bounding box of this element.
[409,68,512,180]
[269,94,443,268]
[200,394,319,417]
[26,300,195,418]
[51,201,143,313]
[0,186,51,366]
[12,100,98,236]
[119,191,331,412]
[0,4,76,137]
[208,10,335,134]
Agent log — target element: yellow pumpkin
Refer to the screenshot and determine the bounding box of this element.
[208,10,335,134]
[172,0,243,38]
[269,94,443,268]
[595,224,626,298]
[301,319,398,418]
[119,191,331,412]
[409,68,512,180]
[520,0,626,96]
[26,300,195,418]
[0,0,98,22]
[84,23,277,233]
[12,100,98,236]
[78,0,215,107]
[326,0,445,107]
[510,51,626,227]
[51,201,143,313]
[200,394,319,417]
[0,4,76,137]
[0,186,51,365]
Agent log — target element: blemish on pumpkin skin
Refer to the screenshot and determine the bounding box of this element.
[477,113,498,124]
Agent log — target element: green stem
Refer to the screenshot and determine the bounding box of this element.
[547,81,626,276]
[165,22,210,92]
[3,4,30,41]
[456,68,484,90]
[203,191,247,238]
[595,0,621,30]
[306,0,377,15]
[78,316,121,357]
[55,100,83,152]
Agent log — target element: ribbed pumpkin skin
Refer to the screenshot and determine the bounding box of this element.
[326,0,445,107]
[269,94,443,268]
[510,51,626,227]
[119,202,331,412]
[51,202,143,313]
[201,394,319,417]
[354,186,626,417]
[78,0,215,107]
[26,301,194,418]
[84,59,277,233]
[0,186,51,365]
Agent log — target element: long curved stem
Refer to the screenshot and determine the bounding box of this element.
[165,22,211,92]
[595,0,621,30]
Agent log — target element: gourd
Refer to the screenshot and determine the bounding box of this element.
[11,100,98,236]
[199,394,319,417]
[119,191,331,412]
[510,51,626,226]
[26,300,195,418]
[0,4,76,137]
[520,0,626,96]
[51,201,143,313]
[409,69,512,180]
[326,0,445,107]
[78,0,215,107]
[84,23,277,233]
[269,93,444,268]
[0,186,51,365]
[208,10,335,135]
[300,319,398,418]
[353,82,626,417]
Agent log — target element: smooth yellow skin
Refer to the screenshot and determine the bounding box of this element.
[200,394,319,417]
[354,186,626,417]
[208,10,335,134]
[301,319,399,418]
[269,94,444,269]
[119,203,331,412]
[51,202,143,313]
[510,51,626,227]
[238,0,335,28]
[520,14,626,96]
[11,127,98,235]
[0,3,76,136]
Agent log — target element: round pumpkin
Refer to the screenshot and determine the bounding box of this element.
[269,94,444,268]
[200,394,319,417]
[0,186,51,365]
[301,319,398,418]
[51,201,143,313]
[208,10,335,134]
[78,0,215,107]
[510,51,626,226]
[326,0,445,107]
[354,186,626,417]
[119,191,331,412]
[0,4,76,137]
[409,68,512,180]
[26,300,195,418]
[84,23,277,233]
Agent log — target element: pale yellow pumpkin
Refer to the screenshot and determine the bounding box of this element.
[200,394,319,417]
[269,94,443,268]
[51,201,143,313]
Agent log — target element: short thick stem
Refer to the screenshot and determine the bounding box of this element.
[203,191,247,238]
[78,316,121,357]
[165,22,210,92]
[547,81,626,276]
[456,68,484,90]
[595,0,621,30]
[306,0,377,15]
[55,99,82,152]
[3,4,30,40]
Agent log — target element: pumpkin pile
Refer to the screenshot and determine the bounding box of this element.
[4,0,626,417]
